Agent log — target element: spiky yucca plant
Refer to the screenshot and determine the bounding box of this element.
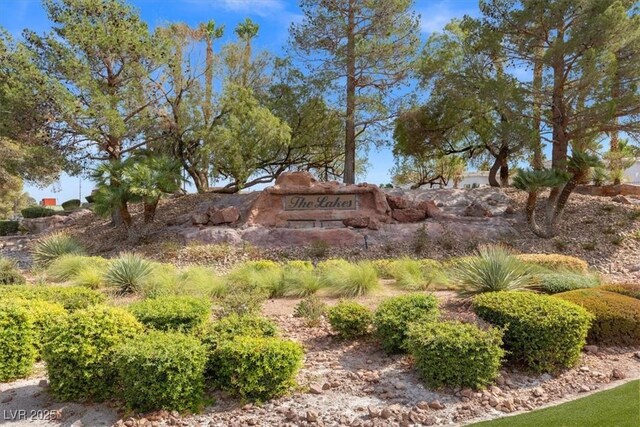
[105,253,154,295]
[32,232,86,267]
[452,245,537,296]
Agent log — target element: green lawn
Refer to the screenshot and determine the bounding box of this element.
[470,380,640,427]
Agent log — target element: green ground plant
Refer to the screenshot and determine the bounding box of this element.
[128,296,211,333]
[537,272,600,294]
[0,302,36,382]
[407,321,504,390]
[327,301,373,339]
[321,261,379,297]
[452,245,537,296]
[374,293,440,353]
[105,253,154,295]
[293,295,327,326]
[46,255,110,282]
[600,283,640,299]
[31,232,85,267]
[516,254,588,273]
[0,257,26,285]
[0,285,105,311]
[114,331,207,412]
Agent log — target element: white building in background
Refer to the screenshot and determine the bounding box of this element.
[443,158,640,188]
[625,159,640,184]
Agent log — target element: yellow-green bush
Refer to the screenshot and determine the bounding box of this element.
[473,292,592,373]
[600,283,640,300]
[0,302,36,382]
[128,296,211,333]
[374,293,439,354]
[0,285,105,311]
[214,336,304,400]
[555,289,640,345]
[327,301,373,339]
[321,261,379,297]
[42,306,143,401]
[12,299,66,358]
[114,331,207,412]
[407,321,504,389]
[516,254,588,273]
[46,255,109,282]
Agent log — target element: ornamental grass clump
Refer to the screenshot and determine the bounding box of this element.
[282,265,323,297]
[473,292,592,373]
[452,245,537,296]
[555,289,640,345]
[46,255,110,283]
[177,266,228,298]
[321,261,379,297]
[0,257,26,285]
[0,302,36,382]
[104,252,154,295]
[42,306,143,401]
[114,331,207,413]
[294,295,327,327]
[387,258,448,291]
[32,232,85,267]
[374,293,439,354]
[128,296,211,333]
[327,300,373,339]
[407,321,505,390]
[226,261,284,298]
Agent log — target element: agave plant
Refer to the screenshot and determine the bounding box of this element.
[451,245,537,296]
[104,253,154,295]
[31,232,86,267]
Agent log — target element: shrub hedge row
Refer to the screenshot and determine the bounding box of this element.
[0,303,36,382]
[0,285,105,311]
[555,289,640,345]
[600,283,640,300]
[473,292,593,373]
[0,220,19,236]
[516,254,588,273]
[128,296,211,333]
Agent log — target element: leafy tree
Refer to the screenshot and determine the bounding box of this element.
[0,177,34,219]
[291,0,420,184]
[488,0,640,237]
[392,153,466,189]
[0,30,66,187]
[396,19,531,188]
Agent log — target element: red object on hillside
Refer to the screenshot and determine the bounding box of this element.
[40,198,57,206]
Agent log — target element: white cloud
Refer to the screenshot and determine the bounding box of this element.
[417,1,476,34]
[186,0,287,17]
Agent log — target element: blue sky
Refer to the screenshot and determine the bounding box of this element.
[0,0,481,203]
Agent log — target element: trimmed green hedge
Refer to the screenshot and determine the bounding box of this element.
[374,293,439,353]
[21,206,57,218]
[600,283,640,300]
[128,296,211,333]
[12,299,67,358]
[516,254,588,273]
[61,199,81,211]
[0,220,19,236]
[407,321,504,389]
[0,302,36,382]
[473,292,593,373]
[43,306,142,401]
[538,272,600,294]
[555,289,640,345]
[327,301,373,339]
[202,314,278,378]
[0,285,105,311]
[215,336,304,400]
[114,331,207,412]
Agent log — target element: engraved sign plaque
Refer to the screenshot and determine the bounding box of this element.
[284,194,357,211]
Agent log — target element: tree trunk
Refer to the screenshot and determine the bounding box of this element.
[499,161,509,187]
[611,52,621,184]
[488,146,509,187]
[185,165,209,193]
[343,0,356,185]
[532,46,544,170]
[143,200,158,224]
[488,158,501,187]
[204,34,214,125]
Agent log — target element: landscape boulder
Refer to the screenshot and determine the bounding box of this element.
[343,217,370,229]
[191,213,209,226]
[208,206,240,225]
[392,207,427,223]
[463,201,493,218]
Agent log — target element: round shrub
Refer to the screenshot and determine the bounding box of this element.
[215,336,304,400]
[407,321,505,390]
[0,220,19,236]
[12,299,67,358]
[516,254,588,273]
[327,301,373,339]
[555,289,640,345]
[0,302,36,382]
[0,285,105,311]
[538,272,600,294]
[128,296,211,333]
[114,331,207,413]
[473,292,593,373]
[600,283,640,300]
[42,306,143,401]
[0,257,26,285]
[202,313,279,378]
[374,293,439,353]
[61,199,81,211]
